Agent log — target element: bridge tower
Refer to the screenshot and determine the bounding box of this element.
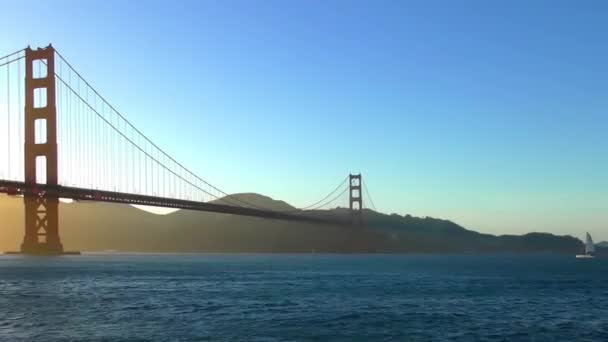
[21,45,63,254]
[349,174,363,225]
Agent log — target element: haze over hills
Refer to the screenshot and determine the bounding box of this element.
[0,193,602,255]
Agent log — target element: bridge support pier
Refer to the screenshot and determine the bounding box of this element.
[21,195,63,254]
[20,45,64,255]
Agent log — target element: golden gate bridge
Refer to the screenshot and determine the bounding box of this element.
[0,45,379,255]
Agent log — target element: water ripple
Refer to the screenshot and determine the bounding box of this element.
[1,254,607,341]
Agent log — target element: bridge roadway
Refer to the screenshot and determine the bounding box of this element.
[0,180,344,225]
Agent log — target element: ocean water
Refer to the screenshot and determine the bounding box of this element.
[0,254,607,341]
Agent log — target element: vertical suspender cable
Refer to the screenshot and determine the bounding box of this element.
[18,56,22,181]
[92,89,96,188]
[138,133,141,193]
[68,63,73,185]
[131,129,135,193]
[70,64,74,186]
[7,56,11,179]
[77,76,81,186]
[81,77,84,187]
[107,105,111,191]
[173,160,177,198]
[144,140,147,195]
[87,85,91,187]
[102,101,106,190]
[58,58,62,184]
[123,120,127,193]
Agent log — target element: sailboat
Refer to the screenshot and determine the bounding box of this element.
[576,232,595,258]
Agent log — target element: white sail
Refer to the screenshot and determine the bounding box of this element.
[585,232,595,254]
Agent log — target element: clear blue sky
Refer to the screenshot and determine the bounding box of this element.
[2,0,607,239]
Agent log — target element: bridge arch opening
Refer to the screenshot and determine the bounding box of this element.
[35,119,47,144]
[33,87,47,108]
[35,156,47,184]
[32,59,48,79]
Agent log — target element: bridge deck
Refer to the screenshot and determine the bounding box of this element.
[0,180,344,225]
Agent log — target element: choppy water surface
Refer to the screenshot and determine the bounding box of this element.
[1,254,607,341]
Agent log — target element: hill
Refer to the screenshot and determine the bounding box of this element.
[0,193,596,254]
[210,193,296,211]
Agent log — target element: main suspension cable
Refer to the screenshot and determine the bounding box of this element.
[54,49,260,209]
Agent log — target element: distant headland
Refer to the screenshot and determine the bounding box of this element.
[0,193,604,255]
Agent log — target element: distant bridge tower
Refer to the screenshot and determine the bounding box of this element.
[349,174,363,225]
[21,45,64,254]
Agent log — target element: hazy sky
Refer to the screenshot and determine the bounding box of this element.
[1,0,607,240]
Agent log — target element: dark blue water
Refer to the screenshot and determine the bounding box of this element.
[1,254,607,341]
